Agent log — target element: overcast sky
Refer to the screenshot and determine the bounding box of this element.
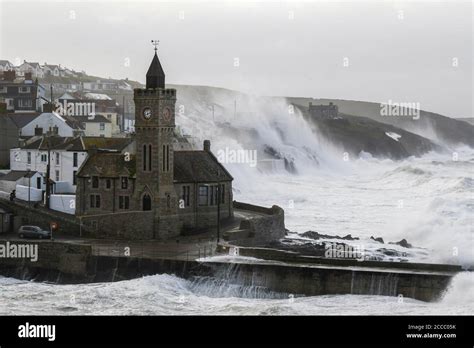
[0,0,472,117]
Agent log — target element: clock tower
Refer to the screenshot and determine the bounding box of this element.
[133,44,180,238]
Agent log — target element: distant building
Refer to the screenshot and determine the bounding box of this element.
[17,61,44,78]
[308,102,339,119]
[63,115,112,137]
[0,70,46,112]
[56,92,121,134]
[42,63,61,77]
[0,60,15,72]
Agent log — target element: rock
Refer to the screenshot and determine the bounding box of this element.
[342,234,359,240]
[301,231,359,241]
[390,239,412,248]
[370,236,385,243]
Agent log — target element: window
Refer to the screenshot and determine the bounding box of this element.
[92,176,99,188]
[41,153,47,162]
[55,153,60,165]
[34,127,43,135]
[73,171,77,185]
[181,185,190,207]
[73,153,78,167]
[105,179,111,189]
[0,86,7,93]
[27,152,31,165]
[210,186,215,206]
[18,99,32,107]
[121,177,128,189]
[220,184,225,203]
[143,144,147,171]
[148,145,152,171]
[90,194,100,208]
[19,86,30,93]
[100,123,105,130]
[119,196,130,210]
[162,145,170,172]
[198,186,208,206]
[55,170,59,181]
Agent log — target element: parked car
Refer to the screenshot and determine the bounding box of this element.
[18,226,51,239]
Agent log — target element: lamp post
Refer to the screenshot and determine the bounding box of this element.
[27,169,31,206]
[216,170,221,244]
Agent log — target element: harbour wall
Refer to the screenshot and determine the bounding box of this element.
[0,240,457,302]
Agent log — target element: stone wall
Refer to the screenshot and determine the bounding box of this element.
[0,240,92,282]
[0,199,81,236]
[231,201,286,245]
[79,210,154,239]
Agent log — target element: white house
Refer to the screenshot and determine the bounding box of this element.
[10,136,133,193]
[68,115,112,137]
[0,170,42,196]
[17,61,44,78]
[0,60,15,72]
[10,137,88,193]
[42,63,60,77]
[19,112,84,137]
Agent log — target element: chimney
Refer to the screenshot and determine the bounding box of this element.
[203,140,211,152]
[4,70,15,81]
[43,103,55,113]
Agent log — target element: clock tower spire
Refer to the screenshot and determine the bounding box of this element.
[133,43,180,238]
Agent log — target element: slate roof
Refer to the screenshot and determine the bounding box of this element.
[146,52,165,89]
[77,153,136,178]
[6,113,41,128]
[19,136,132,152]
[77,149,233,183]
[0,170,37,182]
[65,115,111,123]
[174,151,233,183]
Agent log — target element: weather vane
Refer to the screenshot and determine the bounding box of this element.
[151,40,159,53]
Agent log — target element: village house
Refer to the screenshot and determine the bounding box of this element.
[17,61,44,78]
[0,70,46,112]
[0,60,15,72]
[76,50,234,239]
[9,135,133,194]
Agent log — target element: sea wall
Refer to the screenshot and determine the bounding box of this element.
[0,238,456,302]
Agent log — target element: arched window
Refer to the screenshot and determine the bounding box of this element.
[142,194,152,211]
[148,145,152,171]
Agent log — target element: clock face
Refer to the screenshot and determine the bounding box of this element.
[142,107,152,120]
[162,107,172,122]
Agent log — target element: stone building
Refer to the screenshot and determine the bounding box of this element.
[76,50,234,239]
[308,101,339,119]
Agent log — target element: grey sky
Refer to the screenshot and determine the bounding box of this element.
[0,0,472,117]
